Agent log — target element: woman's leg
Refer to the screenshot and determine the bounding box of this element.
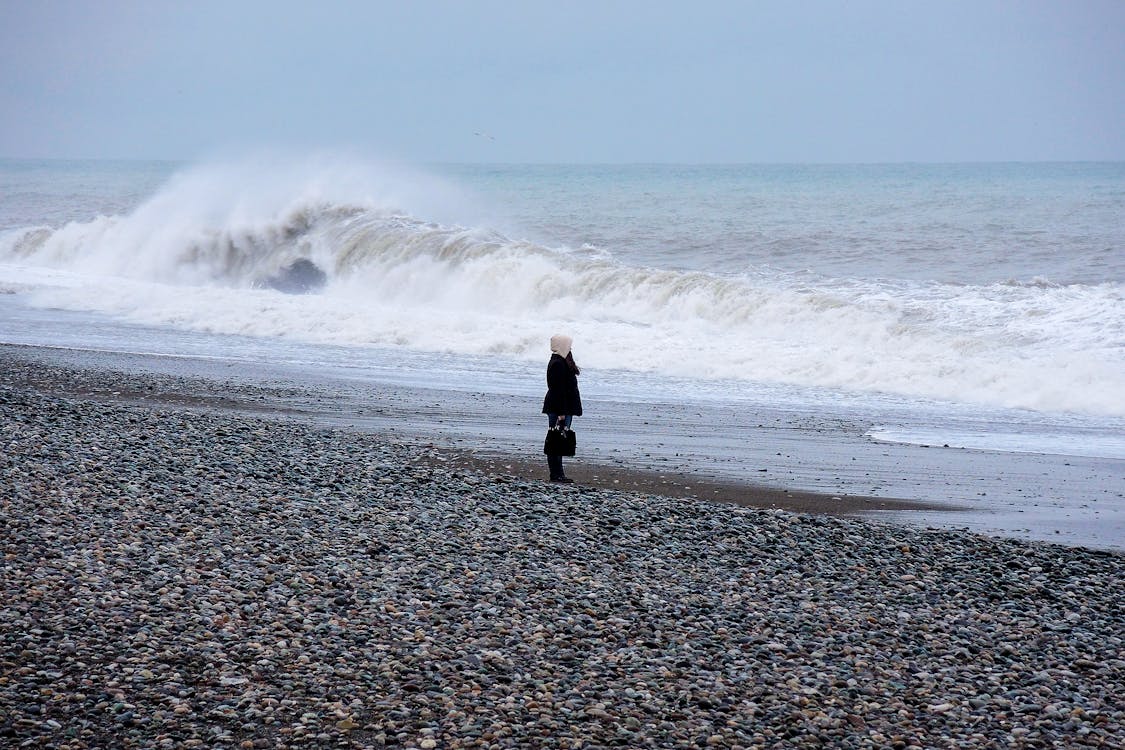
[546,414,572,481]
[547,414,562,479]
[548,453,563,480]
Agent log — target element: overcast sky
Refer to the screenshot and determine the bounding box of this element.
[1,1,1122,163]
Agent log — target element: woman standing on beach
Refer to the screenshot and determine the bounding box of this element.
[542,334,582,483]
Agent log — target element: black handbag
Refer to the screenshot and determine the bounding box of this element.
[543,426,576,457]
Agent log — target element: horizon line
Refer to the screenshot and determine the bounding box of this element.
[2,155,1123,167]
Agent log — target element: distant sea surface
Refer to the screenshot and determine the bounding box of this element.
[1,157,1123,462]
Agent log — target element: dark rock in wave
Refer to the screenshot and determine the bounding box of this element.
[260,258,327,294]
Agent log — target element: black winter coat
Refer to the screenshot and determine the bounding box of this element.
[542,354,583,416]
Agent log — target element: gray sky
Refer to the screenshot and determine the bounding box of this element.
[2,0,1122,163]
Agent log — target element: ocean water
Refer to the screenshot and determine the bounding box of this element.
[1,155,1123,457]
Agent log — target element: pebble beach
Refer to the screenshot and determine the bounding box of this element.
[2,356,1123,749]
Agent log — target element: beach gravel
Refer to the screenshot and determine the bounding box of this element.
[1,366,1123,749]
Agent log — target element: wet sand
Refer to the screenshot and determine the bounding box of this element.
[415,449,944,516]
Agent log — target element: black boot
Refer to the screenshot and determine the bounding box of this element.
[548,454,571,482]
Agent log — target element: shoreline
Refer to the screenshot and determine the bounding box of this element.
[2,332,1123,551]
[2,351,1122,747]
[0,342,948,519]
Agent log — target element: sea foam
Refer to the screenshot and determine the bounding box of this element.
[1,158,1123,417]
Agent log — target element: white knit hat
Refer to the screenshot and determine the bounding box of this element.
[550,334,572,358]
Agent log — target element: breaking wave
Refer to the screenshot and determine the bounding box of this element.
[1,157,1123,417]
